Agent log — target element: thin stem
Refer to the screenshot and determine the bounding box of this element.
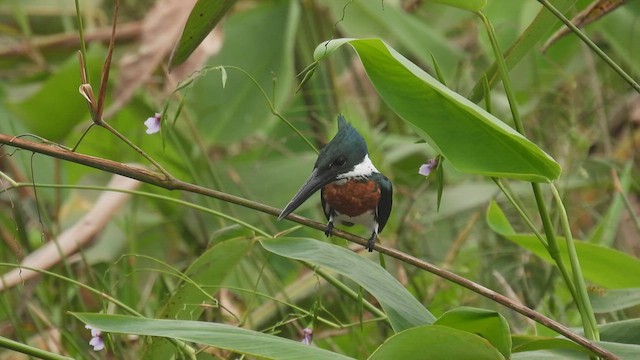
[173,65,319,154]
[224,66,319,154]
[551,184,599,341]
[0,335,73,360]
[477,11,524,134]
[73,0,88,84]
[493,178,548,249]
[478,8,598,344]
[98,121,173,180]
[537,0,640,94]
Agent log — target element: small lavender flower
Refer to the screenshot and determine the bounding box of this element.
[301,328,313,345]
[144,113,162,134]
[418,158,439,177]
[85,325,105,351]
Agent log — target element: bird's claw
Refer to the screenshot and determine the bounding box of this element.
[365,234,377,252]
[324,221,334,237]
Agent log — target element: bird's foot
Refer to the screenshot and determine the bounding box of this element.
[324,221,334,237]
[365,233,377,252]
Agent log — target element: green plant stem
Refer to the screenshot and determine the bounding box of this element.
[98,121,174,180]
[531,182,582,300]
[477,11,524,134]
[551,184,600,341]
[537,0,640,94]
[479,9,598,343]
[492,178,548,248]
[73,0,88,84]
[0,335,73,360]
[0,134,617,358]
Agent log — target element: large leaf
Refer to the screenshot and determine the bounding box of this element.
[142,237,252,360]
[169,0,237,68]
[368,325,504,360]
[434,307,511,359]
[73,313,353,360]
[260,238,435,332]
[486,201,640,289]
[312,38,560,182]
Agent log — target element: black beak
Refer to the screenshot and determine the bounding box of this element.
[278,168,334,220]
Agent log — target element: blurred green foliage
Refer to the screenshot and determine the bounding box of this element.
[0,0,639,359]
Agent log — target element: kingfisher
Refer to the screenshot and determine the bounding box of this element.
[278,115,392,252]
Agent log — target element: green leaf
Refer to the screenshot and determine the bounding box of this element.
[260,238,435,332]
[590,288,640,313]
[434,307,511,358]
[73,313,353,360]
[313,38,561,182]
[143,237,253,360]
[6,46,104,141]
[169,0,237,68]
[369,325,504,360]
[486,201,640,289]
[600,319,640,345]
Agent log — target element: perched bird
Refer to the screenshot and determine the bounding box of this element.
[278,115,392,252]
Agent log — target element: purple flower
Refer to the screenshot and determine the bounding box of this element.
[144,113,161,134]
[418,158,439,177]
[85,325,105,351]
[301,328,313,345]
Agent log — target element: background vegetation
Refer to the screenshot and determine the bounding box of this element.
[0,0,638,359]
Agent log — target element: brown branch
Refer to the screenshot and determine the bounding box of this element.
[0,133,617,360]
[0,22,142,58]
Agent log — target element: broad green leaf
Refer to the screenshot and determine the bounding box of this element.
[369,325,504,360]
[600,319,640,345]
[487,201,640,289]
[73,313,353,360]
[590,288,640,313]
[313,38,560,182]
[468,0,576,102]
[260,238,435,332]
[6,46,104,141]
[143,237,252,360]
[169,0,237,68]
[434,307,511,358]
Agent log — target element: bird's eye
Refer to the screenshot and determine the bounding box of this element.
[332,156,346,167]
